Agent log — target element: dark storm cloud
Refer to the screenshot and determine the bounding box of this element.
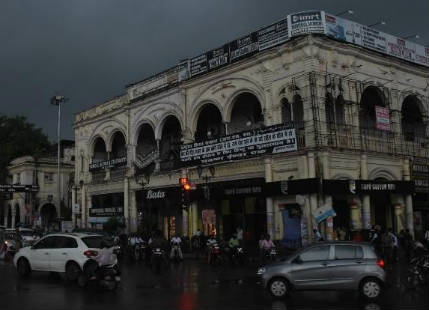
[1,0,427,140]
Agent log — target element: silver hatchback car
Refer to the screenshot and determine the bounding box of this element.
[257,241,386,300]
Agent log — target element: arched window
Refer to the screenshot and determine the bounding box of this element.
[281,95,304,129]
[195,104,224,141]
[93,137,107,162]
[159,116,181,169]
[359,86,386,131]
[229,92,263,134]
[402,95,426,141]
[111,131,126,158]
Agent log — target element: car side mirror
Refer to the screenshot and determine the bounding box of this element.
[292,256,302,264]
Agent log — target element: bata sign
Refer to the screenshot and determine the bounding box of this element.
[180,124,297,166]
[146,190,166,199]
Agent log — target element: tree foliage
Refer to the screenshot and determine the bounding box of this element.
[0,114,51,181]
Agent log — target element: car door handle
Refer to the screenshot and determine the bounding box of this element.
[44,253,50,255]
[62,253,67,255]
[321,262,328,266]
[355,261,363,264]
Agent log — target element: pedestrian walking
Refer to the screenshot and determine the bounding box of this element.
[388,228,398,262]
[381,229,394,266]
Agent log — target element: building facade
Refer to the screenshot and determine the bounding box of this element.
[73,11,429,244]
[1,142,75,230]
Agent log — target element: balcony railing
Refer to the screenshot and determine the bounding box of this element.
[320,122,428,158]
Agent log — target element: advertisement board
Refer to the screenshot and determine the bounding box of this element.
[325,14,362,45]
[258,18,289,51]
[89,156,127,172]
[412,162,429,194]
[180,124,297,166]
[207,44,229,71]
[375,106,391,131]
[229,32,259,62]
[289,11,325,37]
[190,53,208,77]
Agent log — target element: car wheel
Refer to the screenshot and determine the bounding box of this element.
[360,278,382,300]
[17,258,31,277]
[65,262,81,281]
[269,278,289,298]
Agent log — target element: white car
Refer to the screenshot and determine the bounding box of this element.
[13,233,112,280]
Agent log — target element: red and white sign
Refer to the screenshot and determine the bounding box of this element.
[375,106,391,131]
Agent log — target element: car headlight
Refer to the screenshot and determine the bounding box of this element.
[257,267,266,275]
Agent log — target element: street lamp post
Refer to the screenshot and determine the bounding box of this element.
[368,20,386,28]
[50,95,67,229]
[335,10,354,17]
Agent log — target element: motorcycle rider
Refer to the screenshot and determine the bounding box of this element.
[88,240,117,280]
[170,234,183,260]
[260,234,276,261]
[228,233,240,261]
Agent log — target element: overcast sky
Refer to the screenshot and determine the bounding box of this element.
[1,0,428,141]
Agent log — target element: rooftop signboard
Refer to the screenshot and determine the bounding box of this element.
[127,10,428,100]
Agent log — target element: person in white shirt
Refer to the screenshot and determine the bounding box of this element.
[170,234,183,260]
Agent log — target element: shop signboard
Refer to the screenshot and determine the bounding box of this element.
[325,13,362,45]
[356,180,414,194]
[289,11,325,37]
[412,162,429,194]
[258,18,289,51]
[89,156,127,172]
[180,124,297,166]
[89,206,124,217]
[375,106,391,131]
[0,184,39,193]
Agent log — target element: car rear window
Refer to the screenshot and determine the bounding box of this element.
[335,245,363,259]
[81,236,104,248]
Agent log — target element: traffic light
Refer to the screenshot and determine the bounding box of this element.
[179,177,192,209]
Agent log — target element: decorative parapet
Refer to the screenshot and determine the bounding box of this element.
[75,95,128,123]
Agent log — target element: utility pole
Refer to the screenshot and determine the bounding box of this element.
[51,95,67,228]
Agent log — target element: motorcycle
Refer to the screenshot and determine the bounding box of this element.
[230,246,246,266]
[171,243,182,263]
[151,248,166,274]
[78,263,121,291]
[405,243,429,289]
[209,243,223,266]
[263,247,277,263]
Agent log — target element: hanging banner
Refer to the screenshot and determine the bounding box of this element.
[207,44,229,71]
[229,32,259,62]
[180,124,297,166]
[375,106,391,131]
[258,18,289,51]
[89,156,127,172]
[289,11,325,37]
[190,53,208,77]
[312,203,336,224]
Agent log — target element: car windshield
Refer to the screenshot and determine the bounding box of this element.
[81,236,106,248]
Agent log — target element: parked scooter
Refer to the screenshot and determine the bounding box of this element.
[263,247,277,263]
[230,246,246,266]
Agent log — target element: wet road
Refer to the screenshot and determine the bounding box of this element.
[0,257,427,310]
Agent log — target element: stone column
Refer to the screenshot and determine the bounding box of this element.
[182,209,188,237]
[124,178,130,233]
[71,187,76,229]
[155,139,161,172]
[394,204,405,233]
[308,152,317,240]
[130,190,137,233]
[264,157,275,239]
[192,202,198,235]
[81,184,86,228]
[322,152,334,241]
[11,206,16,229]
[360,154,371,229]
[403,159,414,236]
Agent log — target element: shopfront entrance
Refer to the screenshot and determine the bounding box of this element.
[136,187,182,239]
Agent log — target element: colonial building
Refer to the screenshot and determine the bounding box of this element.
[73,11,429,244]
[1,141,75,230]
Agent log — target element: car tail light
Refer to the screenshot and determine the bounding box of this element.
[84,250,98,258]
[377,259,385,268]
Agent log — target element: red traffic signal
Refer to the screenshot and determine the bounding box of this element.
[180,177,192,191]
[179,177,188,186]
